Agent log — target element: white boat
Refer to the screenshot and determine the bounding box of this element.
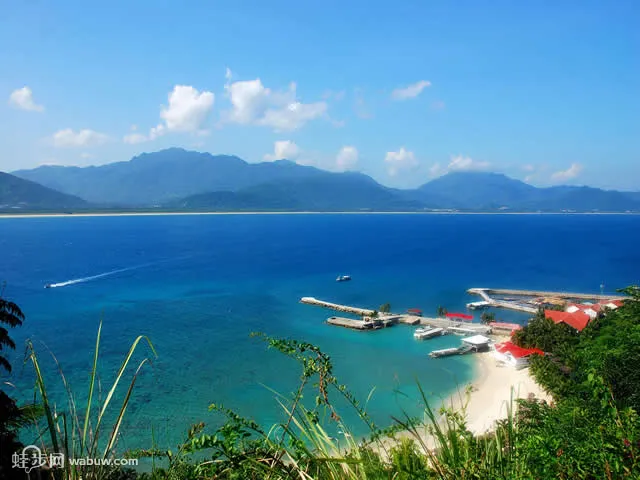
[336,275,351,282]
[413,327,445,340]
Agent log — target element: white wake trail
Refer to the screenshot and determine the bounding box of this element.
[46,265,142,288]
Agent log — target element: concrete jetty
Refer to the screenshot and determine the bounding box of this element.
[300,297,375,316]
[468,288,626,301]
[327,316,397,330]
[467,288,627,315]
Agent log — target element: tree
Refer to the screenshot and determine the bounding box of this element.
[436,305,447,318]
[0,288,26,479]
[379,303,391,314]
[1,291,25,373]
[480,311,496,324]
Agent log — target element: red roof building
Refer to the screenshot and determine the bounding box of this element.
[493,341,543,369]
[494,341,543,359]
[545,309,591,332]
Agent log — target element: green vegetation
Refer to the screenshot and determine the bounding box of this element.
[480,311,495,324]
[436,305,447,317]
[4,287,640,479]
[378,303,391,314]
[1,288,27,479]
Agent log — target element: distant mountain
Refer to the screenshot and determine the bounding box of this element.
[0,172,87,211]
[172,172,423,211]
[411,172,538,209]
[412,172,640,212]
[10,150,640,213]
[13,148,342,206]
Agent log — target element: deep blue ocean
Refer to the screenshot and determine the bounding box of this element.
[2,214,639,450]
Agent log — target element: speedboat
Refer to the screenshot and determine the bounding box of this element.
[44,284,53,289]
[336,275,351,282]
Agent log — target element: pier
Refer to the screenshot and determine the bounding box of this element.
[300,297,375,316]
[468,288,626,302]
[467,288,628,315]
[326,316,398,330]
[300,297,491,334]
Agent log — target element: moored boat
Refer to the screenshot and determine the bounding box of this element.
[336,275,351,282]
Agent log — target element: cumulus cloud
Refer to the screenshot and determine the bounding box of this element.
[335,146,358,171]
[160,85,214,133]
[9,86,44,112]
[551,163,583,182]
[52,129,109,148]
[391,80,431,100]
[224,74,327,131]
[385,147,419,176]
[123,85,214,144]
[264,140,301,161]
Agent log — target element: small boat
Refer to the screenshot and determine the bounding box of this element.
[44,284,53,289]
[336,275,351,282]
[414,327,445,340]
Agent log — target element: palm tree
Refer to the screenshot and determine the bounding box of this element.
[1,286,25,374]
[436,305,447,318]
[481,311,496,324]
[379,303,391,313]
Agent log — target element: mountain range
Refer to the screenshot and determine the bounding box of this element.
[3,148,639,213]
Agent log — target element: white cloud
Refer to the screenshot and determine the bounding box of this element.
[428,154,491,177]
[160,85,214,133]
[264,140,301,161]
[385,147,419,176]
[225,74,327,131]
[9,86,44,112]
[52,129,109,148]
[80,152,94,159]
[551,163,583,182]
[123,132,149,144]
[522,164,535,172]
[391,80,431,100]
[447,154,490,172]
[123,85,214,144]
[335,146,358,171]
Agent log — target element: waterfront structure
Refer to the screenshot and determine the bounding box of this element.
[493,341,543,369]
[544,309,591,332]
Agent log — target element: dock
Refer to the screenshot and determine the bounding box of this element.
[326,316,397,330]
[300,297,375,316]
[301,297,495,334]
[467,288,628,315]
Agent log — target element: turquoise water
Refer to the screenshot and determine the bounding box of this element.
[2,213,639,450]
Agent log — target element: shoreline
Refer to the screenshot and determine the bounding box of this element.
[462,350,550,435]
[1,211,639,219]
[375,349,549,456]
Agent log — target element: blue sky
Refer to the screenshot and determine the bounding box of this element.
[1,0,638,189]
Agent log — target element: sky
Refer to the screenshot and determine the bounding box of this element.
[1,0,638,190]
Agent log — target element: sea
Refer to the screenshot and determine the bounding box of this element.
[1,213,639,451]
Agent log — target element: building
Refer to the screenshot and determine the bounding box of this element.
[493,341,543,369]
[563,299,624,322]
[544,309,591,332]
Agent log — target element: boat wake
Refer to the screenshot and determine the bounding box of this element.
[45,265,145,289]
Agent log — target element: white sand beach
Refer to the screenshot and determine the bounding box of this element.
[460,350,550,435]
[376,349,549,457]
